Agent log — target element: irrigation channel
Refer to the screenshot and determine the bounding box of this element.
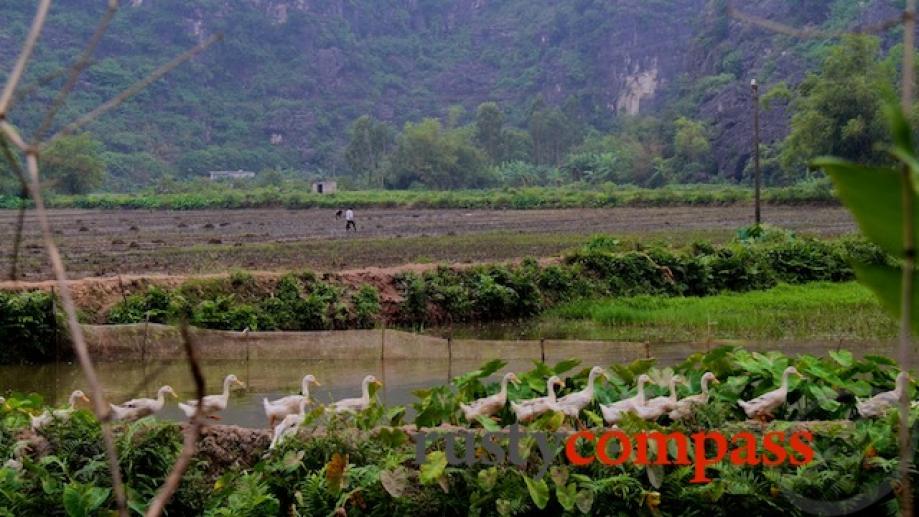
[0,325,908,428]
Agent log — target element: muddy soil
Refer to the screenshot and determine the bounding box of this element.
[0,206,854,280]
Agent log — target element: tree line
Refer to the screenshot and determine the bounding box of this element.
[0,35,908,195]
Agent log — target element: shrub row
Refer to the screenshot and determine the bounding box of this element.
[0,290,64,363]
[1,230,888,362]
[108,272,382,333]
[392,230,887,327]
[0,182,839,211]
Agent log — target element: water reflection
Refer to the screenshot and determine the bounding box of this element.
[0,358,539,428]
[0,339,908,428]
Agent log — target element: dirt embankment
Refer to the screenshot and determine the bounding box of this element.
[0,258,557,323]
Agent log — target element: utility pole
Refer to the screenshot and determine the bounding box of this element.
[751,78,761,225]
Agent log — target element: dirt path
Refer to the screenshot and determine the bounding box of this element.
[0,205,854,280]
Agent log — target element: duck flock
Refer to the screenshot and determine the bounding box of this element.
[12,367,911,450]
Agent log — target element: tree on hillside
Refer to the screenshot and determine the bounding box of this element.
[779,35,894,175]
[42,133,106,195]
[345,115,394,186]
[528,98,581,166]
[669,116,714,182]
[475,102,505,163]
[387,118,489,189]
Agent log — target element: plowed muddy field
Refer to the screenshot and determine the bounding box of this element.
[0,205,854,279]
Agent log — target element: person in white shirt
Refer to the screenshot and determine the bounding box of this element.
[345,208,356,231]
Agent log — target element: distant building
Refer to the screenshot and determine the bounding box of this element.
[311,180,337,194]
[209,170,255,181]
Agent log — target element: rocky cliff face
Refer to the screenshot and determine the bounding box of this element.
[0,0,904,179]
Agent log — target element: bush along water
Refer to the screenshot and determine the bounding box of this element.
[105,233,886,329]
[0,347,917,515]
[391,230,888,327]
[0,290,66,363]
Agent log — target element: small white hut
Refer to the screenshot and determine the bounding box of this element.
[311,180,337,194]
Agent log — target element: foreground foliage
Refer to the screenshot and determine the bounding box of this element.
[0,347,916,515]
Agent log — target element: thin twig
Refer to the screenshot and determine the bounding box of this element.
[12,64,85,106]
[727,5,906,39]
[46,33,223,145]
[33,0,120,143]
[22,152,128,515]
[145,323,206,517]
[0,121,31,151]
[898,3,916,515]
[0,137,28,280]
[0,0,52,115]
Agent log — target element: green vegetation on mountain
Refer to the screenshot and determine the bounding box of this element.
[0,1,911,194]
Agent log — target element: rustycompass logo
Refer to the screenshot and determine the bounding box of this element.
[414,425,815,482]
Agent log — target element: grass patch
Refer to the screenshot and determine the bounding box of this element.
[5,182,838,210]
[539,282,896,342]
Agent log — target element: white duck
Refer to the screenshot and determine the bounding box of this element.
[600,374,652,425]
[178,374,245,419]
[270,398,310,449]
[669,372,719,420]
[263,374,321,427]
[511,376,564,423]
[460,372,521,422]
[110,385,177,421]
[330,375,383,413]
[631,375,685,421]
[32,390,89,430]
[555,367,606,418]
[738,366,804,421]
[857,371,910,418]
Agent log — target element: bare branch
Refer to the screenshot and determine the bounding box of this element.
[898,1,916,513]
[0,121,30,151]
[727,4,905,39]
[46,33,223,145]
[0,137,28,280]
[23,152,128,516]
[145,323,206,517]
[0,0,53,115]
[12,65,79,106]
[33,0,120,142]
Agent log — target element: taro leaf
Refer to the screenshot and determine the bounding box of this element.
[377,427,409,448]
[419,451,447,486]
[646,464,664,489]
[325,452,348,494]
[380,466,410,498]
[496,499,513,516]
[530,410,565,432]
[453,359,507,389]
[814,156,916,258]
[553,358,581,375]
[476,415,502,432]
[281,450,305,472]
[385,406,407,426]
[847,379,874,398]
[884,100,915,152]
[549,465,569,487]
[62,483,110,517]
[478,466,498,491]
[806,384,841,412]
[523,476,550,510]
[556,482,578,511]
[828,350,854,368]
[437,474,450,494]
[575,489,595,514]
[854,263,919,331]
[865,355,898,366]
